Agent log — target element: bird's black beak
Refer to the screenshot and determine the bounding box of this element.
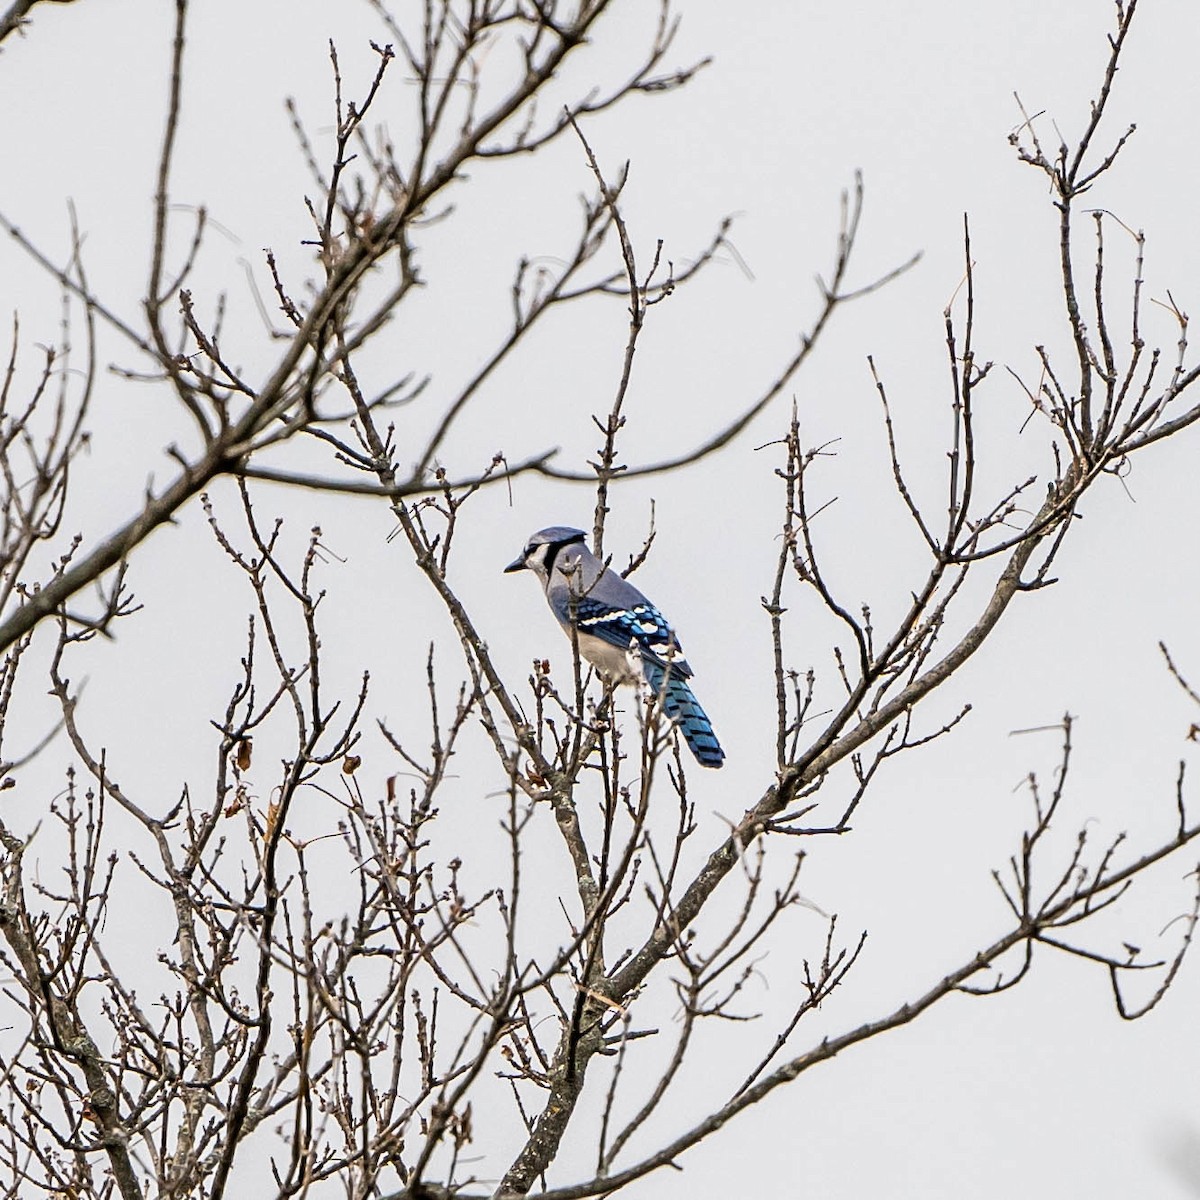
[503,553,527,574]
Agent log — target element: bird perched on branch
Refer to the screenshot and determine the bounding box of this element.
[504,526,724,768]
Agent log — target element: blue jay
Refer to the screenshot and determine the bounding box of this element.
[504,526,724,768]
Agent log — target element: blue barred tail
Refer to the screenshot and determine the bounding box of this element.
[644,663,725,768]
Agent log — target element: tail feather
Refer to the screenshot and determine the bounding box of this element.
[644,662,725,768]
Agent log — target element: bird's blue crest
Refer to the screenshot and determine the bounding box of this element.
[525,526,586,548]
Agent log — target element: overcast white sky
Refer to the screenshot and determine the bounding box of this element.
[2,2,1199,1197]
